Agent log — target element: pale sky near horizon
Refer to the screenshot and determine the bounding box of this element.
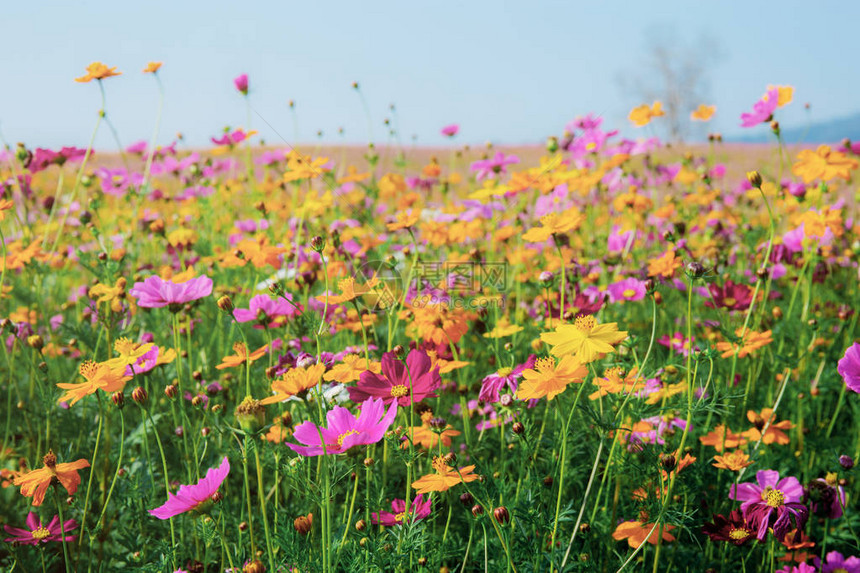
[1,1,858,150]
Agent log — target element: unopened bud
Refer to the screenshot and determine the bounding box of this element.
[216,295,234,313]
[111,391,124,409]
[746,171,763,188]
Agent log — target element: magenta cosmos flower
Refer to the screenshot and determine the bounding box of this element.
[371,494,432,526]
[479,355,536,403]
[440,124,459,137]
[129,275,213,309]
[149,457,230,519]
[233,294,301,328]
[607,278,647,304]
[470,152,519,180]
[740,88,779,128]
[287,397,397,456]
[348,349,441,406]
[4,512,77,545]
[211,128,254,147]
[729,469,808,541]
[814,551,860,573]
[234,73,248,95]
[837,342,860,393]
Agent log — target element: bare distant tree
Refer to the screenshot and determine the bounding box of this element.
[619,27,723,142]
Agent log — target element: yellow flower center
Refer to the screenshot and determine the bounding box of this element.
[394,510,412,523]
[825,472,838,486]
[420,411,434,424]
[31,527,51,540]
[603,366,625,379]
[496,367,512,377]
[574,315,596,333]
[761,486,785,508]
[431,456,449,474]
[622,288,636,298]
[723,297,737,307]
[728,528,749,540]
[337,430,359,448]
[534,357,556,373]
[390,384,409,398]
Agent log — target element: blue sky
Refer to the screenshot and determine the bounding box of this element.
[1,1,857,149]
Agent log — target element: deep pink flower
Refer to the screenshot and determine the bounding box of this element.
[371,494,432,526]
[129,275,214,309]
[814,551,860,573]
[287,397,397,456]
[837,342,860,393]
[729,469,807,541]
[234,73,249,95]
[233,294,301,328]
[125,345,171,376]
[740,88,779,128]
[479,355,536,403]
[149,457,230,519]
[776,564,818,573]
[348,349,441,406]
[607,278,647,303]
[4,512,77,545]
[441,124,459,137]
[705,279,753,311]
[657,332,696,357]
[470,152,519,180]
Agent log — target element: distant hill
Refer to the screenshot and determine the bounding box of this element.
[728,112,860,144]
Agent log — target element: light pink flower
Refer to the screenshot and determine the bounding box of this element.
[129,275,213,308]
[288,397,397,456]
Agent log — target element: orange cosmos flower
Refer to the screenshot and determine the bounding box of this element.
[743,408,793,445]
[88,277,128,314]
[412,456,479,494]
[0,199,13,221]
[691,104,716,121]
[75,62,122,83]
[261,363,326,404]
[386,209,421,231]
[425,350,470,374]
[539,315,628,364]
[143,62,163,74]
[402,411,461,450]
[648,249,682,278]
[323,354,381,383]
[767,84,794,107]
[612,515,675,548]
[516,355,587,401]
[628,101,665,127]
[589,366,642,399]
[712,450,753,471]
[521,208,584,242]
[216,342,268,370]
[13,451,90,506]
[56,360,132,406]
[791,145,858,183]
[715,329,773,359]
[698,424,748,453]
[315,276,379,305]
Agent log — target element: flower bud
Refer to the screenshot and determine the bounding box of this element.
[471,504,484,517]
[216,295,234,313]
[310,236,326,253]
[442,452,456,466]
[546,136,559,153]
[538,271,554,288]
[355,519,366,531]
[685,262,705,279]
[111,391,124,409]
[746,171,763,188]
[235,396,266,433]
[839,455,854,470]
[512,422,525,435]
[27,335,44,351]
[211,490,224,503]
[493,506,510,524]
[132,387,148,405]
[459,492,474,506]
[244,560,265,573]
[294,513,313,535]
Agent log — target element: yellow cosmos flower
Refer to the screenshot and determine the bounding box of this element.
[539,315,628,364]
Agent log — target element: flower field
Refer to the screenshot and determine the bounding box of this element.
[1,65,859,573]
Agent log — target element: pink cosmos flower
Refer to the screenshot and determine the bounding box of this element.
[149,457,230,519]
[287,397,397,456]
[4,512,78,545]
[729,469,807,541]
[371,494,432,526]
[234,73,249,95]
[129,275,214,309]
[777,564,818,573]
[470,152,520,180]
[211,129,255,147]
[606,278,647,303]
[125,345,171,376]
[479,356,536,403]
[838,342,860,393]
[441,124,459,137]
[657,333,696,357]
[348,349,441,406]
[233,294,301,328]
[814,551,860,573]
[740,88,779,128]
[96,167,144,197]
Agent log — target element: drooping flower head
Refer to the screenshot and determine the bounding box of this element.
[234,73,249,95]
[740,88,779,128]
[348,349,441,406]
[149,457,230,519]
[129,275,213,309]
[3,512,78,545]
[287,397,397,456]
[371,494,432,526]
